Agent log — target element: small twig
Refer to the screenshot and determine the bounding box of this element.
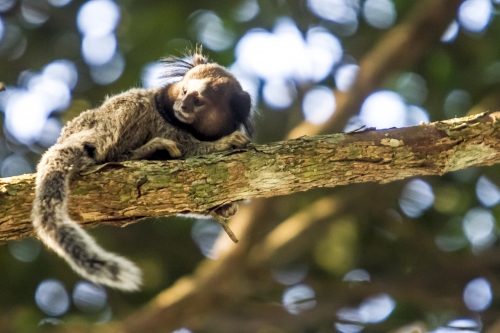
[345,125,366,134]
[210,212,239,243]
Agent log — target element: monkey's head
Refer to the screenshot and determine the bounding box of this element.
[157,54,253,141]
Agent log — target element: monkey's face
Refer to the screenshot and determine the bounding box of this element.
[172,76,238,139]
[173,78,213,125]
[166,63,252,140]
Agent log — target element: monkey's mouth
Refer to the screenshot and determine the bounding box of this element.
[174,109,195,124]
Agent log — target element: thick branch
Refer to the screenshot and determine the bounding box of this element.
[2,112,500,243]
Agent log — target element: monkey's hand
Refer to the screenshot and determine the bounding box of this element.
[130,138,181,160]
[216,131,250,150]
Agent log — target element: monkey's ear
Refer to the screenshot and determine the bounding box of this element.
[230,91,254,137]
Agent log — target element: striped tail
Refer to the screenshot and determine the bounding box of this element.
[32,144,142,291]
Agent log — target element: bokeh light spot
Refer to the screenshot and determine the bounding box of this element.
[21,0,50,26]
[282,284,317,315]
[399,179,434,218]
[48,0,72,7]
[458,0,492,33]
[3,61,74,145]
[263,79,296,109]
[406,105,430,126]
[1,154,33,177]
[444,89,471,118]
[233,0,259,22]
[475,175,500,207]
[307,0,359,27]
[358,294,395,323]
[337,294,395,324]
[0,17,4,41]
[82,34,117,66]
[343,269,370,282]
[334,323,364,333]
[72,281,107,313]
[190,11,235,52]
[302,85,336,124]
[271,263,308,285]
[38,117,62,147]
[0,0,16,12]
[7,237,42,262]
[43,59,78,89]
[359,91,407,129]
[89,52,125,85]
[38,318,63,326]
[35,280,70,316]
[141,62,166,89]
[235,18,342,84]
[462,207,496,249]
[334,64,359,92]
[447,318,481,331]
[362,0,396,29]
[463,277,492,312]
[396,72,427,105]
[4,91,47,144]
[441,20,459,43]
[172,329,193,333]
[77,0,120,37]
[192,219,222,260]
[229,62,260,105]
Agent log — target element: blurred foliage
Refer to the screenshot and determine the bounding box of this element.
[2,0,500,332]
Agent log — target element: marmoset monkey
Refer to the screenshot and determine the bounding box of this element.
[32,54,253,291]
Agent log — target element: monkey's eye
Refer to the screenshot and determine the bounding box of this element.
[182,88,187,95]
[194,97,204,106]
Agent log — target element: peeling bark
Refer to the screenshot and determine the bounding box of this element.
[1,112,500,243]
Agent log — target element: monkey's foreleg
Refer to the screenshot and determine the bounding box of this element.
[213,131,250,151]
[183,131,250,157]
[130,137,181,160]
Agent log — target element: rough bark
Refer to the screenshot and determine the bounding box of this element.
[1,112,500,243]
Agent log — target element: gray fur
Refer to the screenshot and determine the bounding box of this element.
[32,54,252,291]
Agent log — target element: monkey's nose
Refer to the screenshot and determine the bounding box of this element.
[181,104,192,113]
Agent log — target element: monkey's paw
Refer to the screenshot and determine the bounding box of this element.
[161,140,182,158]
[213,203,239,220]
[223,131,250,149]
[131,138,181,160]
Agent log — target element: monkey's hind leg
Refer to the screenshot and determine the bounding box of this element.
[210,203,240,243]
[131,138,181,160]
[214,203,239,219]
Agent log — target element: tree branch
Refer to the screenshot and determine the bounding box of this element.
[1,112,500,243]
